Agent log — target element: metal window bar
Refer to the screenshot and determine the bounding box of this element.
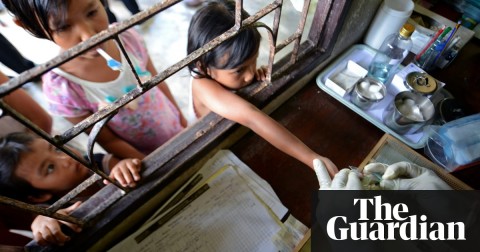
[0,0,347,233]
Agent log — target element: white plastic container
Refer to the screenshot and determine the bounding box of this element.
[364,0,415,50]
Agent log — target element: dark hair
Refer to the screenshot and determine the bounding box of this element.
[187,0,261,78]
[1,0,71,40]
[0,132,38,201]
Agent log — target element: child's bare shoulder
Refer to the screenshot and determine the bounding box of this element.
[192,78,228,94]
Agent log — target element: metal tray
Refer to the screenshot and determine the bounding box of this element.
[316,44,429,149]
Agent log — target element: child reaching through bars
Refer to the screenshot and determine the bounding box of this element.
[1,0,186,160]
[0,132,142,246]
[186,0,338,175]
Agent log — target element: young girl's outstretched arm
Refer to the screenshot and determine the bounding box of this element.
[193,79,338,176]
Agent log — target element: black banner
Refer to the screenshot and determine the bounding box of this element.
[312,190,480,252]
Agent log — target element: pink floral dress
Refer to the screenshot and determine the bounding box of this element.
[43,29,183,155]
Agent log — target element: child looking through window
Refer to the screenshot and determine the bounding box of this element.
[0,132,142,246]
[186,0,338,175]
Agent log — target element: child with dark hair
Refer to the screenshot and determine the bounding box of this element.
[1,0,186,160]
[0,132,141,245]
[186,0,338,175]
[0,132,141,202]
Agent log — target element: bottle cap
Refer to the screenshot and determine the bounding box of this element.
[399,23,415,38]
[404,71,437,95]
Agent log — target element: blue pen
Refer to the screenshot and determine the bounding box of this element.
[433,20,462,64]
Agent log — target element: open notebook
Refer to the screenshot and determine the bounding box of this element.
[109,150,308,252]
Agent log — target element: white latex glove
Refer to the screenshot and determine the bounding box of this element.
[363,161,452,190]
[313,159,362,190]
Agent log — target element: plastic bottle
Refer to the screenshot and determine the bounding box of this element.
[368,23,415,85]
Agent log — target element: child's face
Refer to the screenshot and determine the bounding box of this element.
[15,138,90,196]
[49,0,109,58]
[208,52,259,90]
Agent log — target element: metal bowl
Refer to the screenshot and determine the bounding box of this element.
[383,91,435,134]
[350,77,386,110]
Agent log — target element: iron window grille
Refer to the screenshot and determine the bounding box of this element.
[0,0,350,249]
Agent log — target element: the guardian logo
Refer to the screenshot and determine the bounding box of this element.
[326,196,466,241]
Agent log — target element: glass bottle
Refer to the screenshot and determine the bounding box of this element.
[368,23,415,85]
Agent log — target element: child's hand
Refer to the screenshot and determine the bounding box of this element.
[31,201,82,246]
[105,158,142,188]
[255,65,268,82]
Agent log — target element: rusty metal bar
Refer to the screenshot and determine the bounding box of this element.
[289,0,312,66]
[254,23,275,85]
[86,114,129,190]
[47,174,102,213]
[276,31,302,53]
[271,0,283,43]
[0,100,50,143]
[275,0,347,74]
[69,185,125,222]
[235,0,243,28]
[0,196,84,226]
[0,100,90,169]
[114,35,143,88]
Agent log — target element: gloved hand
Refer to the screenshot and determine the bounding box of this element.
[363,161,452,190]
[313,159,362,190]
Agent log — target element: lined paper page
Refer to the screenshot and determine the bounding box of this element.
[110,166,283,252]
[145,150,288,224]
